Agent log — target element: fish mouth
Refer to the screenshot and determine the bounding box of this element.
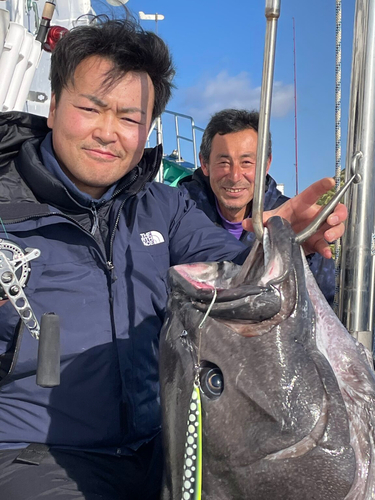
[169,217,295,323]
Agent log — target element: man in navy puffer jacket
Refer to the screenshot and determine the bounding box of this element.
[0,16,346,500]
[179,109,337,304]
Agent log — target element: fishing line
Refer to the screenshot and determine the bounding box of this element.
[0,218,9,240]
[198,288,217,330]
[197,288,217,366]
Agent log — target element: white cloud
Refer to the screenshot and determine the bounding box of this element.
[181,71,294,123]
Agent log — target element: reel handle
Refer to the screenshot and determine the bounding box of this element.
[36,313,60,387]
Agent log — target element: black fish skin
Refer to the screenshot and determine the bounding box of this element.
[160,217,356,500]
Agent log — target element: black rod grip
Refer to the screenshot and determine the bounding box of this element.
[36,313,60,387]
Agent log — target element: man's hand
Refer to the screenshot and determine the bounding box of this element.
[242,177,348,259]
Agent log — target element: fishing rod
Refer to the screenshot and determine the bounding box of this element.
[293,17,299,197]
[0,239,60,387]
[35,0,56,43]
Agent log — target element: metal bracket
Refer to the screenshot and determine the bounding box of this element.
[27,90,49,103]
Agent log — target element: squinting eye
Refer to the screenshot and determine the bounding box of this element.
[122,117,141,124]
[79,107,97,113]
[199,364,224,399]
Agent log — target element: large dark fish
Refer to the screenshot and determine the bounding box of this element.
[160,216,375,500]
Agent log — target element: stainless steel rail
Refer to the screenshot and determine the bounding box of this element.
[161,110,204,169]
[338,0,375,352]
[253,0,281,242]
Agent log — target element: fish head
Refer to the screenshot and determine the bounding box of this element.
[160,217,303,495]
[166,215,299,333]
[160,215,356,500]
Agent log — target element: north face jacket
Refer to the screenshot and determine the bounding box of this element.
[179,167,336,304]
[0,112,247,454]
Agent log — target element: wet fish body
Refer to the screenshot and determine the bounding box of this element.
[160,216,375,500]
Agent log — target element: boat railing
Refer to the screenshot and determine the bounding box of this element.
[147,110,205,184]
[160,110,204,169]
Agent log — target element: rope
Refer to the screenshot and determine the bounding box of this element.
[333,0,342,313]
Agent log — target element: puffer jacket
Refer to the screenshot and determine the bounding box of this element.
[179,167,336,304]
[0,112,247,454]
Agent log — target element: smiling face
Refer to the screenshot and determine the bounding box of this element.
[47,55,155,198]
[201,129,271,222]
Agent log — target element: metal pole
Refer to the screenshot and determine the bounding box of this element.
[156,116,164,183]
[175,115,181,160]
[338,0,375,352]
[253,0,281,242]
[191,120,199,169]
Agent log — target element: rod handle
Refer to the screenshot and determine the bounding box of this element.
[36,313,60,387]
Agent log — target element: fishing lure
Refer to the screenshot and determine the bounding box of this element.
[181,383,202,500]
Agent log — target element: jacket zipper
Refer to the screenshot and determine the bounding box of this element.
[107,199,127,271]
[105,168,139,270]
[90,203,99,236]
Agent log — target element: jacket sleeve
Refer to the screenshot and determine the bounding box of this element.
[168,189,249,266]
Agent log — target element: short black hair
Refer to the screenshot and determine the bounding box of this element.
[50,14,175,121]
[200,109,272,163]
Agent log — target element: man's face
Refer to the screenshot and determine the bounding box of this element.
[201,129,271,222]
[47,56,155,198]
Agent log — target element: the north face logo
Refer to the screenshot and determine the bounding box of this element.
[140,231,165,246]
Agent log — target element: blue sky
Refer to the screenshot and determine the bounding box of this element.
[92,0,356,197]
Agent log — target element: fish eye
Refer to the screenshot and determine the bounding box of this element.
[199,365,224,399]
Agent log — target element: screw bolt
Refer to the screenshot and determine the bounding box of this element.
[1,272,13,284]
[9,286,20,296]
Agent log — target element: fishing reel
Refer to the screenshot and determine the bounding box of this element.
[0,239,60,387]
[0,239,37,299]
[0,239,40,336]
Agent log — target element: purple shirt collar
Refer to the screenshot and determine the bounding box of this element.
[215,198,246,240]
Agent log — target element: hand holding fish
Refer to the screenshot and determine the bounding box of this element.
[242,177,348,258]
